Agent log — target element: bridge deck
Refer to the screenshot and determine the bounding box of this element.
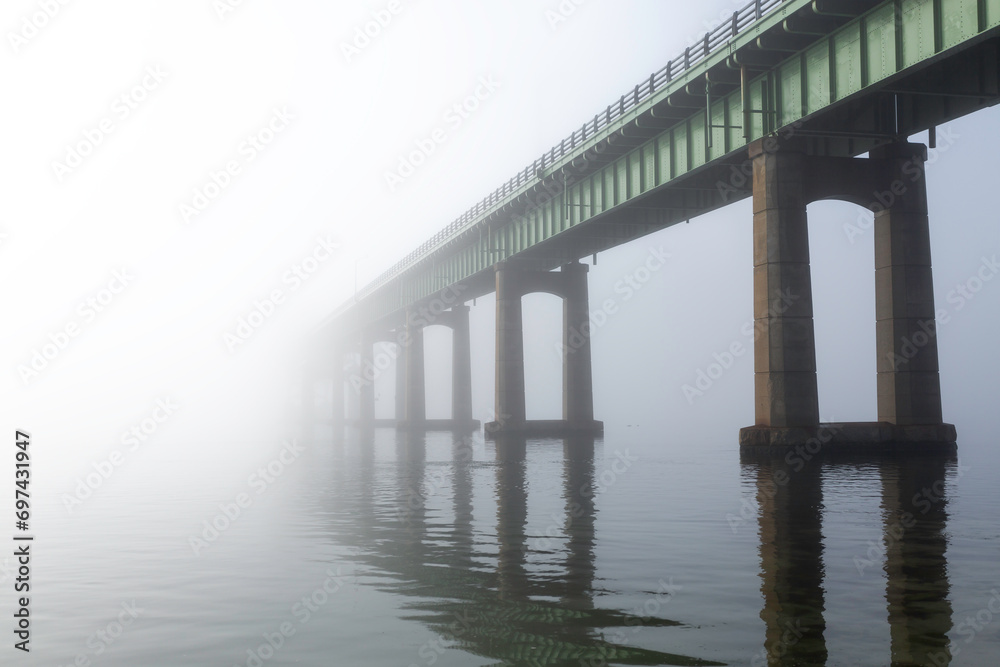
[328,0,1000,336]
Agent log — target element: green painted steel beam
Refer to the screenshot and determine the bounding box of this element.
[327,0,1000,338]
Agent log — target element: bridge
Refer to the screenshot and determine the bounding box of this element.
[311,0,1000,450]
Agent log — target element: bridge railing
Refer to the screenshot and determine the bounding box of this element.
[349,0,785,308]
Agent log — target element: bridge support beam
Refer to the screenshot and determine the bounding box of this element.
[358,334,376,427]
[563,263,596,426]
[345,332,404,429]
[487,261,603,437]
[750,147,820,429]
[331,345,345,426]
[300,370,317,426]
[396,305,480,432]
[740,139,955,453]
[493,263,526,430]
[872,143,944,426]
[395,336,407,424]
[451,305,475,425]
[399,305,479,431]
[403,309,426,429]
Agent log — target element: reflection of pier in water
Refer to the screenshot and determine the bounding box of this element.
[314,430,725,666]
[743,452,955,666]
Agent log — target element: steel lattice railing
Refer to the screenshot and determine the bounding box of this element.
[350,0,785,308]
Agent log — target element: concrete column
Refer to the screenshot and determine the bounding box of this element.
[404,309,426,427]
[331,346,345,425]
[494,265,526,427]
[872,143,943,425]
[561,262,594,425]
[358,336,375,425]
[451,305,473,422]
[751,142,820,428]
[300,371,316,424]
[395,337,407,422]
[344,356,360,419]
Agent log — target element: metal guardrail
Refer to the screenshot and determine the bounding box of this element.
[349,0,785,309]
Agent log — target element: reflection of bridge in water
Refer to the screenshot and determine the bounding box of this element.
[304,427,957,665]
[315,431,724,666]
[744,450,955,665]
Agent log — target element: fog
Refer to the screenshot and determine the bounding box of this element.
[3,0,998,497]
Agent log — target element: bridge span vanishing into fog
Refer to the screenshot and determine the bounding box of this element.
[309,0,1000,452]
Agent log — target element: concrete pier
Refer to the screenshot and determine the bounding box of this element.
[395,304,480,432]
[300,372,316,425]
[562,262,596,427]
[750,147,820,429]
[358,333,376,426]
[487,261,603,436]
[740,140,955,453]
[872,143,944,426]
[394,336,406,425]
[493,262,527,431]
[450,305,474,425]
[331,345,345,425]
[344,333,402,428]
[403,308,426,429]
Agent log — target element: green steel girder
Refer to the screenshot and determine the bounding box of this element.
[326,0,1000,339]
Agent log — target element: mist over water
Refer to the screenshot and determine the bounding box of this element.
[18,421,1000,666]
[3,0,999,665]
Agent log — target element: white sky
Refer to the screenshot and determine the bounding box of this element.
[2,0,998,482]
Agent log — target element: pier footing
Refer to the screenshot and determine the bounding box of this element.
[484,419,604,439]
[346,419,481,431]
[739,422,956,456]
[345,419,396,428]
[397,419,481,433]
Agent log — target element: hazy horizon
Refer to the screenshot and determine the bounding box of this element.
[2,2,998,663]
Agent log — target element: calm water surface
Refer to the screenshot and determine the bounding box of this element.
[28,422,1000,666]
